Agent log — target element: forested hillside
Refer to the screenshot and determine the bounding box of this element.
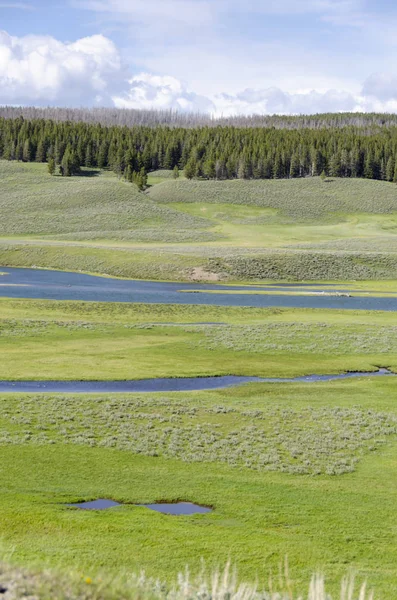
[3,115,397,183]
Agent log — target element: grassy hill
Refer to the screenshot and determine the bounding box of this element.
[2,161,397,280]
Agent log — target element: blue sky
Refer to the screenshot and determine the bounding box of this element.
[1,0,397,114]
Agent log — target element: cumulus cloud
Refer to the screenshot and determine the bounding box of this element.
[1,30,397,117]
[113,73,215,113]
[213,87,362,117]
[0,30,124,106]
[114,73,397,116]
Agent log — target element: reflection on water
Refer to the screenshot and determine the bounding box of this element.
[67,499,120,510]
[139,502,212,515]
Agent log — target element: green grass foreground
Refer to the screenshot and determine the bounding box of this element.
[2,161,397,281]
[0,386,396,596]
[0,298,397,595]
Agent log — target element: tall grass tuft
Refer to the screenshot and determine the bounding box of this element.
[0,561,374,600]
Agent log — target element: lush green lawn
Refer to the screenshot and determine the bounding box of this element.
[2,161,397,280]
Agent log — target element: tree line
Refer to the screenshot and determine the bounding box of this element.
[2,106,397,130]
[3,115,397,184]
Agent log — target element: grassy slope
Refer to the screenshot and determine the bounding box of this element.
[2,161,397,280]
[0,162,214,244]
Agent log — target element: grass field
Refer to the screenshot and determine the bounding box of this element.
[1,298,397,380]
[2,380,397,596]
[2,160,397,596]
[2,161,397,281]
[0,298,397,595]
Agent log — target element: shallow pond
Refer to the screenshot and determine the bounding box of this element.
[0,266,396,311]
[139,502,211,515]
[67,499,120,510]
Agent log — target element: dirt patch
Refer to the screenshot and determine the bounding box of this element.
[188,267,221,282]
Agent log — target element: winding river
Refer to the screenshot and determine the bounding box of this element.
[0,370,394,393]
[0,266,396,311]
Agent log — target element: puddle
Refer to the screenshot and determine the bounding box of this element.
[0,370,394,393]
[67,499,120,510]
[139,502,212,515]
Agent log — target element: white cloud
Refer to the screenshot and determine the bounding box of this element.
[113,73,215,113]
[0,31,124,106]
[213,87,362,117]
[114,73,397,117]
[1,29,397,117]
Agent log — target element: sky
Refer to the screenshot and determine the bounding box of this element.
[1,0,397,115]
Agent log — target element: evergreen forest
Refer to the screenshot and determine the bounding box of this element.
[3,114,397,183]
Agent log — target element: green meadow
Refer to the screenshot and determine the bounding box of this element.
[0,299,397,380]
[0,298,396,596]
[1,161,397,596]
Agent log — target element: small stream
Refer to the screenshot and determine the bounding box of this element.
[0,369,394,393]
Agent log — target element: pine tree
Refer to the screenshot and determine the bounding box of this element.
[215,159,227,180]
[237,158,246,180]
[289,153,299,178]
[47,158,56,176]
[364,150,374,179]
[97,142,108,169]
[273,153,283,179]
[22,138,32,162]
[36,139,46,162]
[173,165,179,179]
[203,159,216,179]
[61,149,72,176]
[140,167,148,189]
[310,148,321,176]
[329,153,341,178]
[124,165,133,183]
[386,156,394,182]
[393,159,397,184]
[340,149,349,177]
[85,143,93,168]
[15,143,23,161]
[3,140,15,161]
[184,158,197,180]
